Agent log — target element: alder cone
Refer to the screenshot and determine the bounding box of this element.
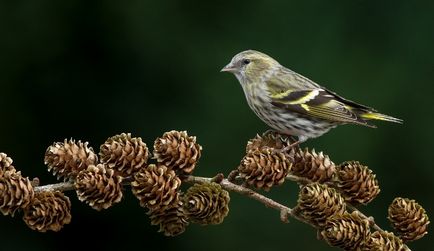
[99,133,149,177]
[75,164,123,211]
[238,148,292,191]
[361,231,409,251]
[245,131,294,153]
[131,164,181,211]
[0,153,15,175]
[45,139,98,180]
[148,200,188,237]
[23,191,71,232]
[296,183,346,226]
[321,211,370,251]
[0,170,34,216]
[334,161,380,205]
[153,130,202,174]
[291,148,336,182]
[388,197,429,242]
[183,182,230,225]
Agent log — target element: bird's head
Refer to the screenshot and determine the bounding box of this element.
[221,50,279,84]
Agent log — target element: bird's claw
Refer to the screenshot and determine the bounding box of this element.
[272,140,300,155]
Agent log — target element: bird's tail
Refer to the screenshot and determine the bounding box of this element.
[360,112,403,124]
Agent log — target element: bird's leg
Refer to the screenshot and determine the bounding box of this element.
[271,134,301,154]
[279,140,300,154]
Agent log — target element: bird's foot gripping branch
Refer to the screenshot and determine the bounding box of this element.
[0,131,429,250]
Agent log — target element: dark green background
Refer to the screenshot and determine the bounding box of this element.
[0,0,433,250]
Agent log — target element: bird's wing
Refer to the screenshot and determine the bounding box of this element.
[267,67,376,126]
[270,88,374,126]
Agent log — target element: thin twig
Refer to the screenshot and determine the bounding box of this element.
[347,204,382,232]
[286,174,311,185]
[34,181,75,193]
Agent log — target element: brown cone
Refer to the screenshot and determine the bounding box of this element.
[362,231,409,251]
[334,161,380,205]
[183,182,230,225]
[0,170,35,216]
[0,153,15,175]
[148,200,189,237]
[131,164,181,211]
[291,148,336,183]
[75,164,123,211]
[153,130,202,174]
[238,147,292,191]
[296,183,346,226]
[388,197,429,242]
[45,139,98,180]
[99,133,149,177]
[23,191,71,232]
[321,211,370,250]
[245,131,295,153]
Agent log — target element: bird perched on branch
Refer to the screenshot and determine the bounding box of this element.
[221,50,402,144]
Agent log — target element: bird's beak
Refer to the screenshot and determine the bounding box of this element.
[221,63,237,73]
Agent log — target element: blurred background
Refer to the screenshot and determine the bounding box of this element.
[0,0,433,250]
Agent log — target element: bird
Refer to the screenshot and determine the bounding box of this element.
[221,50,402,144]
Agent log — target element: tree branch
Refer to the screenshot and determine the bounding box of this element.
[33,174,316,228]
[183,175,318,228]
[347,204,382,232]
[34,181,75,193]
[31,173,411,250]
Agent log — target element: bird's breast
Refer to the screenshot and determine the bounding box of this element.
[242,83,275,123]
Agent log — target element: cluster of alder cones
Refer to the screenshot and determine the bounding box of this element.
[235,132,429,250]
[0,130,430,250]
[0,131,229,236]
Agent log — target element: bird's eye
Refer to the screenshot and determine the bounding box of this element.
[242,59,251,65]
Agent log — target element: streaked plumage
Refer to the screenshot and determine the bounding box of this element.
[221,50,402,143]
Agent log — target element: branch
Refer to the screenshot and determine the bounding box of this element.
[184,175,317,228]
[286,174,311,185]
[33,174,317,228]
[34,181,75,193]
[347,204,382,232]
[31,174,411,250]
[31,174,396,233]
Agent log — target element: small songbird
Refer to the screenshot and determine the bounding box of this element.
[221,50,402,143]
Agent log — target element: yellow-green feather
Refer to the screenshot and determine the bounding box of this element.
[360,112,403,123]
